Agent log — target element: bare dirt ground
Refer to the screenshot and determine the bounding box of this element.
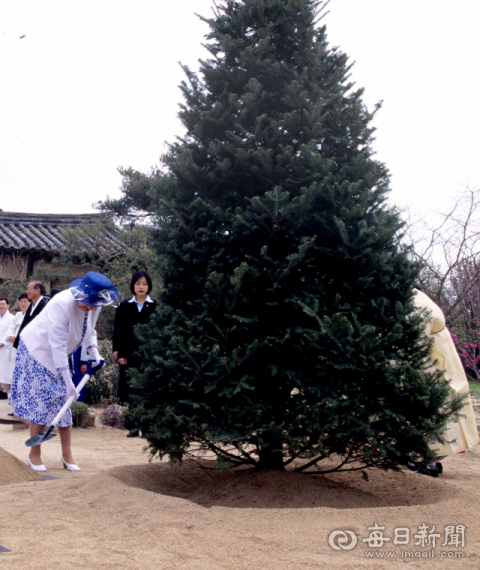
[1,398,480,570]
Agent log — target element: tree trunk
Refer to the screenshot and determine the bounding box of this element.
[257,446,285,470]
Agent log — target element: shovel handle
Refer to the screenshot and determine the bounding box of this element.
[50,373,91,428]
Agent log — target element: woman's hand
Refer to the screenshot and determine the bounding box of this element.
[66,381,80,401]
[8,336,16,343]
[113,351,119,361]
[61,370,79,401]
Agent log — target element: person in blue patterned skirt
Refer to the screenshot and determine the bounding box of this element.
[9,272,119,472]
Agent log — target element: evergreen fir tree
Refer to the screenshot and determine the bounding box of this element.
[101,0,463,472]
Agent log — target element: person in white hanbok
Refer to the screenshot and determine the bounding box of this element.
[4,294,30,391]
[0,298,15,395]
[9,272,119,472]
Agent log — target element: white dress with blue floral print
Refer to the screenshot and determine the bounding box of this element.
[9,340,75,427]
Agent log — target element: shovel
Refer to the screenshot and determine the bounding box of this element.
[25,361,103,447]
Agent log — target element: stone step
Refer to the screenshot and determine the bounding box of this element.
[0,414,28,425]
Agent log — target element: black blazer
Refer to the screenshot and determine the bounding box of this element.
[14,297,48,349]
[112,298,158,363]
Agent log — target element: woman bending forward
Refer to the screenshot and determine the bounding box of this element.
[9,272,119,472]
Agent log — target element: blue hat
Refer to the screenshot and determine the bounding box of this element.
[70,271,119,307]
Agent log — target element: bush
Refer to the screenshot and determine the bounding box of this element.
[71,401,90,428]
[85,339,119,404]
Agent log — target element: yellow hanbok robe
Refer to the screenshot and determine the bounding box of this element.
[413,289,479,455]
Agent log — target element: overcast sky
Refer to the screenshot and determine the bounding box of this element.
[1,0,479,218]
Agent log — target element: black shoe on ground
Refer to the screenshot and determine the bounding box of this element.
[434,461,443,474]
[7,412,14,416]
[407,461,439,478]
[0,392,8,400]
[126,430,139,438]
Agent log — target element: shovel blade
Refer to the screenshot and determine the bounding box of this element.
[25,426,56,447]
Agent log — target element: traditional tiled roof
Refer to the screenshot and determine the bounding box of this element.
[0,211,125,255]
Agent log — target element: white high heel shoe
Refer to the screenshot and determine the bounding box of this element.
[61,455,81,471]
[27,456,47,472]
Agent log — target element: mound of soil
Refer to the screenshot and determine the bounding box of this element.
[109,459,457,509]
[0,447,42,486]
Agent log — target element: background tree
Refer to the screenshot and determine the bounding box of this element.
[403,186,480,335]
[100,0,462,472]
[0,252,30,309]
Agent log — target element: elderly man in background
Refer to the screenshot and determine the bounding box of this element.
[0,298,14,398]
[13,281,47,349]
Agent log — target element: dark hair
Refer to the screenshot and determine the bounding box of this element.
[0,297,9,305]
[130,271,153,295]
[18,293,28,301]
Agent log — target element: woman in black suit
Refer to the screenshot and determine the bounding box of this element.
[112,270,157,436]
